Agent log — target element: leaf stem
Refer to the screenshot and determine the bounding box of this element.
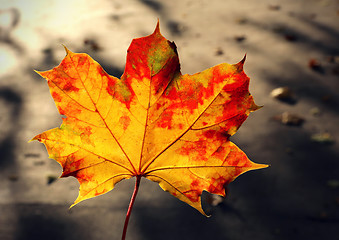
[121,175,141,240]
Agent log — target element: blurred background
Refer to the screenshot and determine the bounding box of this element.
[0,0,338,239]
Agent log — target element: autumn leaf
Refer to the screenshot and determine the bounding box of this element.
[32,22,267,218]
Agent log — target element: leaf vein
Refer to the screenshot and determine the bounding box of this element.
[68,53,137,174]
[145,165,245,175]
[43,137,134,174]
[79,173,132,199]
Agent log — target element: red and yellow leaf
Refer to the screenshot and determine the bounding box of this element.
[32,22,267,215]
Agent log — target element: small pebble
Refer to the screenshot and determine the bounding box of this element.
[234,35,246,42]
[273,112,304,126]
[309,107,321,116]
[47,175,58,185]
[235,17,247,24]
[284,33,297,41]
[8,174,18,181]
[270,87,296,104]
[281,112,304,126]
[84,39,101,51]
[206,194,224,207]
[215,47,224,56]
[309,58,323,72]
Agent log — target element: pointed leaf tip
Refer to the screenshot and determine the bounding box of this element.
[33,69,42,75]
[234,54,246,72]
[30,134,40,142]
[62,45,72,55]
[250,102,263,112]
[153,19,161,35]
[255,163,270,170]
[254,105,264,111]
[242,53,247,62]
[239,54,246,65]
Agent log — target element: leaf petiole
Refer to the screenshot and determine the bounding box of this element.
[121,175,141,240]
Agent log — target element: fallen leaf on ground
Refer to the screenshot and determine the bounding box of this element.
[326,55,339,63]
[311,132,335,144]
[268,5,280,10]
[327,179,339,189]
[309,58,323,72]
[32,22,267,215]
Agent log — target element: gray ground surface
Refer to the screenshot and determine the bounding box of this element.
[0,0,338,239]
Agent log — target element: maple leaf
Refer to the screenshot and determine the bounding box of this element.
[32,22,267,218]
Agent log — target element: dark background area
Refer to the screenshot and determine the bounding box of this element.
[0,0,338,239]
